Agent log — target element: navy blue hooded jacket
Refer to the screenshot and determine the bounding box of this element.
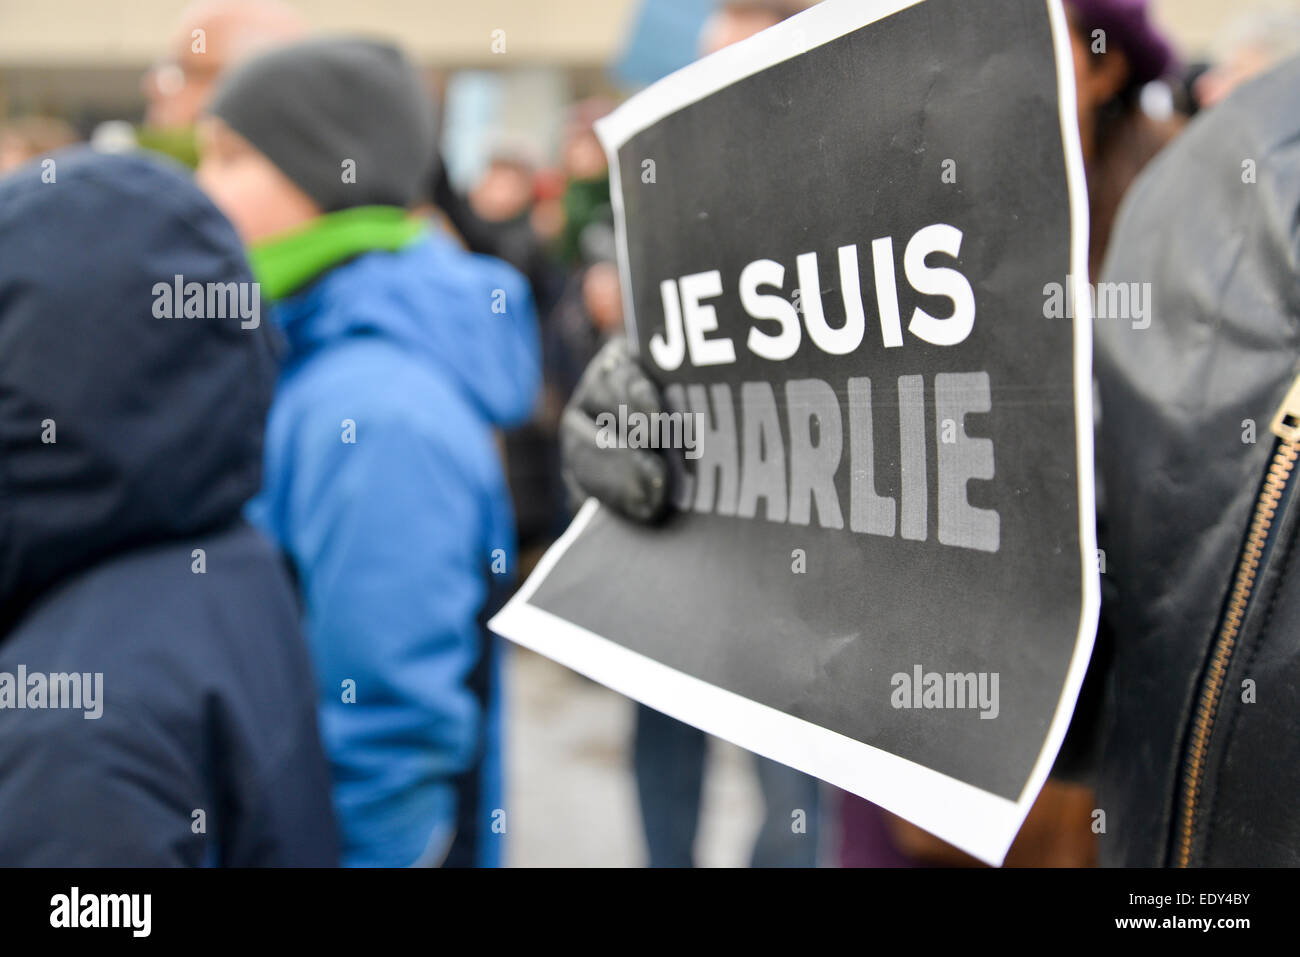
[0,150,338,866]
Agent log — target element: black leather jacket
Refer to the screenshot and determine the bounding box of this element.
[1094,55,1300,867]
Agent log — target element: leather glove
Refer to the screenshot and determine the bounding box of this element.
[560,337,672,523]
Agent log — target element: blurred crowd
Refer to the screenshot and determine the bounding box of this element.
[1,0,1299,869]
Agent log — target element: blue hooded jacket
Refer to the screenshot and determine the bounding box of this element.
[247,226,540,867]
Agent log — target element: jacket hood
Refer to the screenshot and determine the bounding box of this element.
[270,229,540,428]
[0,149,280,626]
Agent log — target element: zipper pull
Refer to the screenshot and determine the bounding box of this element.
[1270,374,1300,443]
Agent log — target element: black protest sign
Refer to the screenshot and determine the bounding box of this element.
[491,0,1099,864]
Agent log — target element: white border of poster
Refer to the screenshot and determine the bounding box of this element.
[491,0,1098,866]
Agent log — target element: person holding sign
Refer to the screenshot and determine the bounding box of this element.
[550,0,1170,868]
[608,0,827,871]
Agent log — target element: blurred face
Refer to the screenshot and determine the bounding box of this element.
[582,261,624,333]
[470,161,534,222]
[1067,20,1130,158]
[563,130,607,180]
[143,51,223,130]
[1196,45,1273,110]
[0,135,28,175]
[195,116,321,243]
[142,1,307,130]
[699,7,784,57]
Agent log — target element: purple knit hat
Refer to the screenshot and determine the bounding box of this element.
[1064,0,1176,85]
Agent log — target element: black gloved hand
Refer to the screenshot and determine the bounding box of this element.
[560,337,672,523]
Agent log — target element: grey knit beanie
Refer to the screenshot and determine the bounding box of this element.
[207,37,436,212]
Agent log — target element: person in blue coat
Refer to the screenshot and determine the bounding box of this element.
[196,37,541,867]
[0,149,338,866]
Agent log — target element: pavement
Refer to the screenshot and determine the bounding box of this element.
[504,644,765,867]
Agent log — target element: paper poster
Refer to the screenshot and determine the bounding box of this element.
[491,0,1098,866]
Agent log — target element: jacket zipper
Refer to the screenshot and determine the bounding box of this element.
[1173,374,1300,867]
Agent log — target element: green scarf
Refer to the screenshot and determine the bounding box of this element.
[249,206,426,300]
[135,125,200,169]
